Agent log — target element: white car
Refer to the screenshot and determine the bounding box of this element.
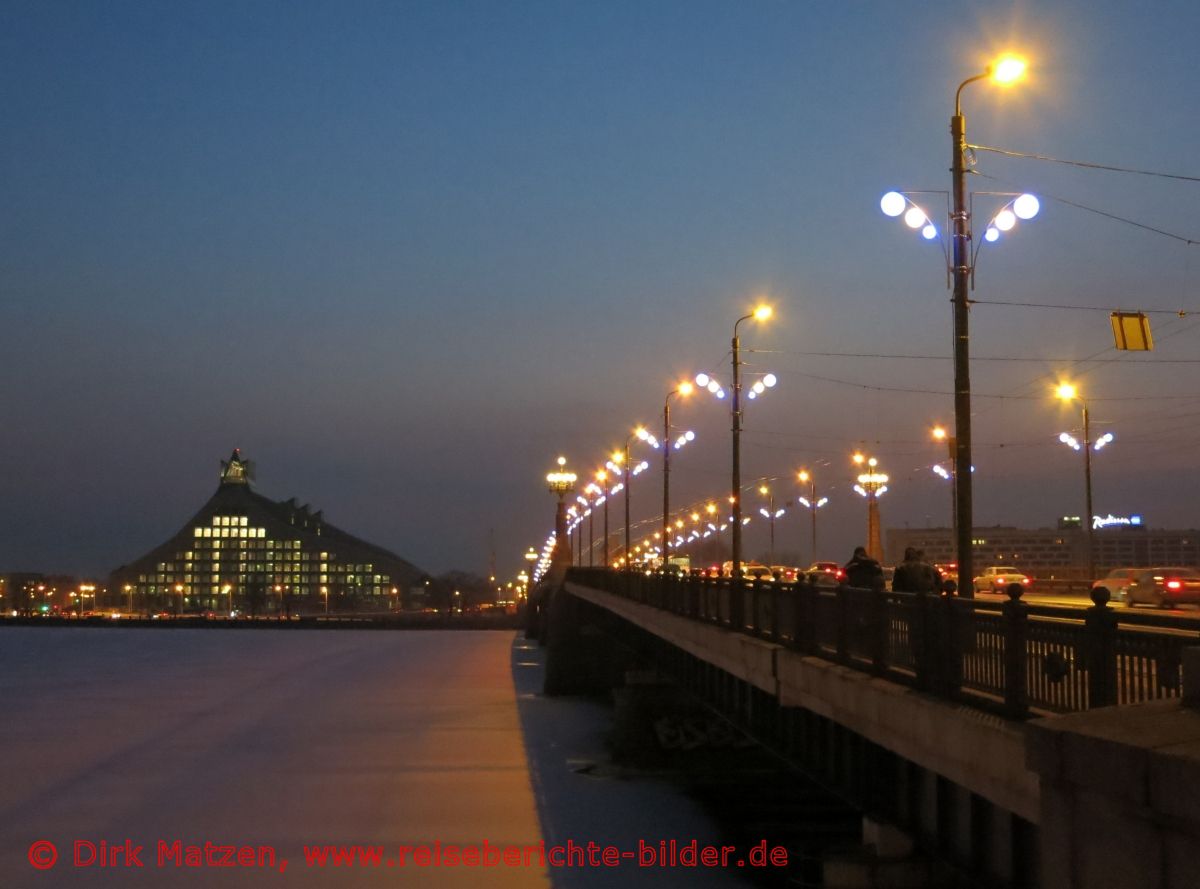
[973,566,1032,595]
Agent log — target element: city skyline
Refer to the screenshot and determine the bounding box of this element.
[4,1,1198,578]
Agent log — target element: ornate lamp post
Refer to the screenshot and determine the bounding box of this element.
[853,453,889,562]
[546,456,578,568]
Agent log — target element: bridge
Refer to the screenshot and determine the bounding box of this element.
[532,567,1200,889]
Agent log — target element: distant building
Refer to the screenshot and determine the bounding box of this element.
[887,519,1200,578]
[110,450,426,614]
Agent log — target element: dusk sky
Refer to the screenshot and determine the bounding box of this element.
[3,1,1198,580]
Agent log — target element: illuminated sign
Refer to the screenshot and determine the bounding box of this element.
[1093,514,1143,530]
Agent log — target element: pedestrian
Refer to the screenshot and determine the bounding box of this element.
[896,548,939,593]
[843,546,883,589]
[915,549,946,595]
[892,546,922,593]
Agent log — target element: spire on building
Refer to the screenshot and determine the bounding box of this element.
[220,449,253,486]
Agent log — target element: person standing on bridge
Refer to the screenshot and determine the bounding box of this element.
[893,547,939,594]
[843,546,882,589]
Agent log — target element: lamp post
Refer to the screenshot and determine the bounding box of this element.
[582,485,602,568]
[524,547,538,592]
[594,470,610,567]
[853,453,889,562]
[1056,383,1114,581]
[796,469,828,566]
[757,484,785,565]
[730,304,773,579]
[950,55,1027,599]
[608,431,651,570]
[546,456,578,567]
[932,424,958,546]
[661,381,694,569]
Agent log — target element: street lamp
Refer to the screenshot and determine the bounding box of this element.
[732,305,772,579]
[659,380,695,569]
[757,484,786,565]
[1056,383,1114,581]
[546,456,578,567]
[606,432,652,570]
[593,470,611,567]
[796,469,828,566]
[931,424,957,543]
[524,547,538,590]
[879,52,1029,600]
[853,453,889,561]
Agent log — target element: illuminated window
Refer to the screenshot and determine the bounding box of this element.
[239,517,248,527]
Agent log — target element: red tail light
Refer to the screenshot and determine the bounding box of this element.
[1167,580,1182,590]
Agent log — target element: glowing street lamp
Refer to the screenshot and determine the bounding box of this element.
[880,52,1030,599]
[757,484,786,565]
[659,380,696,568]
[592,470,611,567]
[853,453,889,561]
[1056,383,1114,581]
[796,469,828,565]
[606,431,652,569]
[546,456,578,567]
[689,303,775,582]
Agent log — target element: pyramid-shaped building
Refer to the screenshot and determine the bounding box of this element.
[110,450,425,614]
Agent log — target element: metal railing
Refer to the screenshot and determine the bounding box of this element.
[567,567,1200,719]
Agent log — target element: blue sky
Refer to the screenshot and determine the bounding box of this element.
[3,1,1198,578]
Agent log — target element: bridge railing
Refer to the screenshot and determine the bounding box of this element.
[566,567,1200,719]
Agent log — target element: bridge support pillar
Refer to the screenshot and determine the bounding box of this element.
[543,589,625,696]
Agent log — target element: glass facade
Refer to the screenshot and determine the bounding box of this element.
[113,451,417,615]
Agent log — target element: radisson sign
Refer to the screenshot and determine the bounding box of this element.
[1092,514,1143,530]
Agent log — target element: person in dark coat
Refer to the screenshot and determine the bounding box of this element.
[894,547,939,593]
[843,546,883,589]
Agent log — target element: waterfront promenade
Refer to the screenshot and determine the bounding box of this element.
[0,628,746,888]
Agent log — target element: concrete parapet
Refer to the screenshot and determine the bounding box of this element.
[1027,697,1200,889]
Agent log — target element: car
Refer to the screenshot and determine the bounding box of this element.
[743,563,773,581]
[719,561,773,580]
[935,563,959,587]
[972,566,1032,595]
[1124,567,1200,608]
[806,562,845,588]
[770,565,799,583]
[1092,567,1140,603]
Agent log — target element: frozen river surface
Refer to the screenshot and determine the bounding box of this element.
[0,628,747,888]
